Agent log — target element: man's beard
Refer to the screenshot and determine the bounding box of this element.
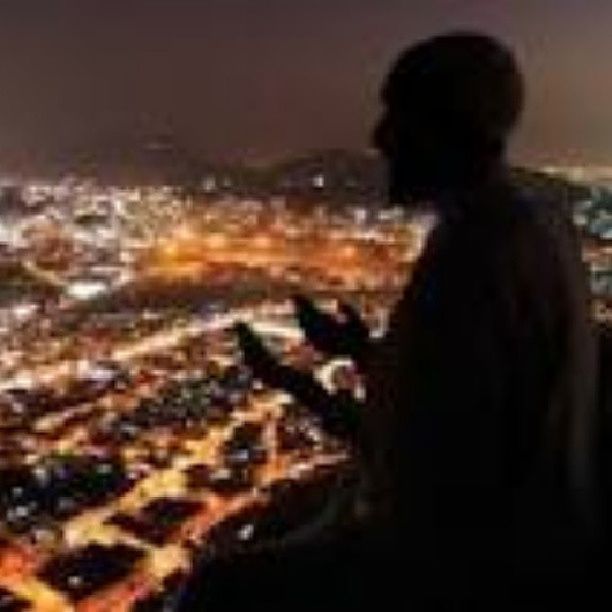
[387,162,432,211]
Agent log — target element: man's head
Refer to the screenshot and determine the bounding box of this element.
[373,32,524,206]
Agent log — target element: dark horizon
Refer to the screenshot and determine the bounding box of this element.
[0,0,611,175]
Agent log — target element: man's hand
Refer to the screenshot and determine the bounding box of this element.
[234,322,287,388]
[293,295,370,367]
[234,320,362,442]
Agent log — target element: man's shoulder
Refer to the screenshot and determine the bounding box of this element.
[427,185,578,308]
[467,184,573,263]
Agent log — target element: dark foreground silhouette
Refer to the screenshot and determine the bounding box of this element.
[178,33,605,610]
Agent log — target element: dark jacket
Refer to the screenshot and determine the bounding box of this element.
[362,179,601,603]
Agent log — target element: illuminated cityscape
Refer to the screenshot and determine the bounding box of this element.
[0,161,607,609]
[0,172,428,611]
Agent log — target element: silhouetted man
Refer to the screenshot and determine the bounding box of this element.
[360,33,601,605]
[181,32,602,609]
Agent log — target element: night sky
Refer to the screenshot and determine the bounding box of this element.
[0,0,611,173]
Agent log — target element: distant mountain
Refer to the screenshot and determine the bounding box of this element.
[59,142,385,203]
[268,149,386,204]
[50,139,598,213]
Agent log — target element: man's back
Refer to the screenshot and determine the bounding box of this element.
[363,178,600,600]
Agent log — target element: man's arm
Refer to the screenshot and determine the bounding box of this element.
[235,322,363,443]
[269,363,363,442]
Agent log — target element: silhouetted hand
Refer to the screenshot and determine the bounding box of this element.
[234,322,287,388]
[293,295,370,367]
[234,320,362,442]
